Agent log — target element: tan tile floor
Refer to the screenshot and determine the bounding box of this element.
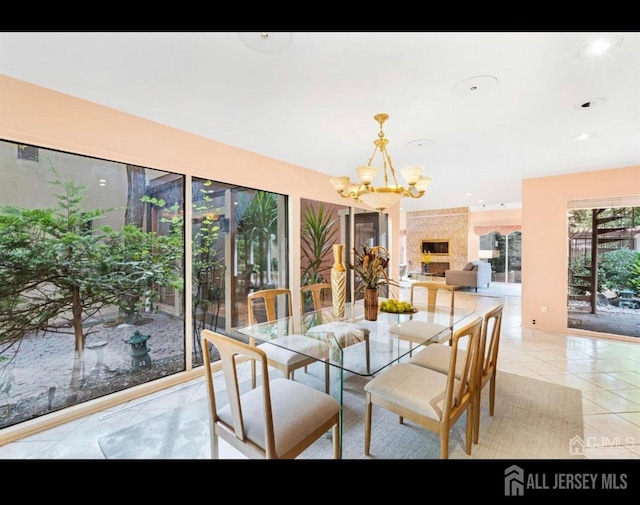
[1,285,639,459]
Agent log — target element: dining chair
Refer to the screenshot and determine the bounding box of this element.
[388,281,456,356]
[247,288,330,393]
[201,329,341,459]
[364,316,483,459]
[301,282,372,374]
[408,304,504,444]
[301,282,332,312]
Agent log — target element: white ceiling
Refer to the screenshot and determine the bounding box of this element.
[1,31,639,212]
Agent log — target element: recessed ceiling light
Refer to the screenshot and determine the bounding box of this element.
[575,97,607,110]
[573,133,597,141]
[238,32,292,54]
[465,193,472,197]
[406,139,434,149]
[453,75,499,96]
[577,36,623,58]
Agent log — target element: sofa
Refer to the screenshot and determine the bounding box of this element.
[445,261,492,292]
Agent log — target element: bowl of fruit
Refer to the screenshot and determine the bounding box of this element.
[379,299,417,313]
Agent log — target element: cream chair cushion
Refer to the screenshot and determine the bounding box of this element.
[388,320,449,343]
[364,363,461,420]
[257,334,329,367]
[307,321,368,346]
[409,343,467,379]
[217,377,340,457]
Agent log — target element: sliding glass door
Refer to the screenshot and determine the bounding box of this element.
[480,230,522,283]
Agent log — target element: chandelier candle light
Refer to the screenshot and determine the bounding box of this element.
[329,113,432,212]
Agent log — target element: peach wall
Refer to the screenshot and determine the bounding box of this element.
[0,74,401,303]
[522,166,640,335]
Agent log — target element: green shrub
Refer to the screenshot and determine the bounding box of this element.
[598,248,640,292]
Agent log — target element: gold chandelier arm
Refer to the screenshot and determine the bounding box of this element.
[405,188,425,198]
[367,143,381,167]
[405,176,432,197]
[380,146,400,188]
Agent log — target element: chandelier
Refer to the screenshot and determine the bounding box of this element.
[329,113,432,212]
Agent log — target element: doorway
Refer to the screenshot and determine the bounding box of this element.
[480,230,522,284]
[567,203,640,338]
[340,209,390,300]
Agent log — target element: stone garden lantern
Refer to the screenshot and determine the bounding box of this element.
[124,330,152,371]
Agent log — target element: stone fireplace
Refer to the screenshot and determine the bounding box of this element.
[406,207,469,273]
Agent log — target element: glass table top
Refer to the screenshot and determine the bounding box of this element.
[235,301,475,377]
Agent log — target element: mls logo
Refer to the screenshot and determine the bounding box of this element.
[570,435,585,456]
[505,465,525,496]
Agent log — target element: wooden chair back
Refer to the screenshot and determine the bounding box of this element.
[447,317,482,410]
[301,281,371,374]
[480,304,503,380]
[247,288,293,325]
[410,281,455,311]
[407,281,456,347]
[301,282,331,313]
[473,303,504,443]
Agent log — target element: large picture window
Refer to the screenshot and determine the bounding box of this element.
[0,139,289,430]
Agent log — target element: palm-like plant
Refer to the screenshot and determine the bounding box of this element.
[301,202,338,285]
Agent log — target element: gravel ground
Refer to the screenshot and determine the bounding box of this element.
[0,312,188,429]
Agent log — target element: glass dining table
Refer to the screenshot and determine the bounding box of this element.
[234,300,475,456]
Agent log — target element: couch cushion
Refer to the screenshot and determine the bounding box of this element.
[463,262,475,271]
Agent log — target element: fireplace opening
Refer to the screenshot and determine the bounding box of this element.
[408,261,450,278]
[426,262,450,276]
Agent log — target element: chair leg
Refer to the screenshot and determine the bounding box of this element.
[250,359,257,389]
[324,362,330,394]
[365,337,371,374]
[489,375,496,416]
[364,396,372,456]
[473,389,481,444]
[211,428,219,459]
[440,430,450,459]
[465,405,473,455]
[332,423,341,459]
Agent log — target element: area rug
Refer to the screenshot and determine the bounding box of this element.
[98,371,583,459]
